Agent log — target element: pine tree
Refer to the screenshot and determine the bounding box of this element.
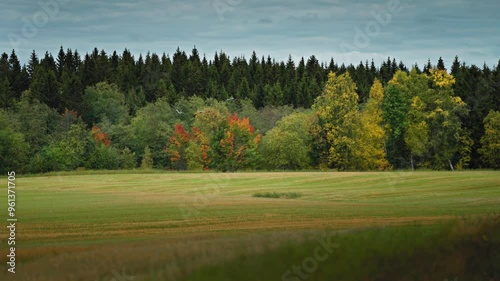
[109,51,119,84]
[155,79,168,100]
[249,51,259,87]
[30,63,61,110]
[27,50,39,80]
[8,50,24,98]
[297,74,311,108]
[172,48,188,95]
[236,77,251,100]
[423,59,432,74]
[451,56,460,76]
[284,55,297,106]
[117,49,136,93]
[185,46,203,96]
[437,57,446,71]
[0,53,10,79]
[56,46,65,78]
[60,65,83,111]
[0,77,13,108]
[264,81,283,106]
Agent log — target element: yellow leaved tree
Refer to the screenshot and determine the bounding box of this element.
[312,72,359,170]
[353,79,390,170]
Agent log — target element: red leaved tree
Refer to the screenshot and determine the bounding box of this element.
[91,126,111,146]
[216,114,261,171]
[166,123,190,170]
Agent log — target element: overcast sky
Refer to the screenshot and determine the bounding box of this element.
[1,0,499,68]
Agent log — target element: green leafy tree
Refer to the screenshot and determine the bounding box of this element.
[121,148,137,169]
[82,82,128,125]
[31,123,89,172]
[86,145,122,170]
[238,102,294,135]
[56,123,89,169]
[313,72,359,170]
[0,110,29,173]
[141,146,154,169]
[479,110,500,169]
[401,70,431,169]
[382,71,412,168]
[85,126,122,170]
[260,112,315,169]
[130,97,176,167]
[14,94,59,155]
[405,96,429,169]
[424,69,468,169]
[193,105,230,141]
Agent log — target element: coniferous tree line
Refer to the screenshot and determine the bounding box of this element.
[0,46,499,173]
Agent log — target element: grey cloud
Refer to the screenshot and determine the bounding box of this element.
[1,0,499,68]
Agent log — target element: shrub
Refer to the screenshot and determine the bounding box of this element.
[141,146,153,169]
[121,148,137,169]
[252,192,303,199]
[85,145,122,170]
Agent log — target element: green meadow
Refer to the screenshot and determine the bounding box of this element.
[0,171,499,280]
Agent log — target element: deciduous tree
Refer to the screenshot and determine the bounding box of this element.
[354,79,389,170]
[313,72,359,170]
[479,110,500,169]
[212,114,261,171]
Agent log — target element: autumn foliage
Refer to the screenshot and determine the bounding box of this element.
[166,113,261,171]
[91,126,110,146]
[218,114,261,171]
[169,124,189,161]
[166,124,191,169]
[191,127,212,170]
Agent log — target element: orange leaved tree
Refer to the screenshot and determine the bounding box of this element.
[212,113,261,171]
[166,123,190,170]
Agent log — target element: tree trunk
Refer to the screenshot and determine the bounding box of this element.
[448,159,454,171]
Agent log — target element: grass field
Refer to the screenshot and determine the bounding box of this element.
[0,171,499,280]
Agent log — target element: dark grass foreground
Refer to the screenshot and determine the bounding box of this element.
[186,215,500,281]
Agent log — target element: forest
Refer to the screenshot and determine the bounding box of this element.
[0,46,499,173]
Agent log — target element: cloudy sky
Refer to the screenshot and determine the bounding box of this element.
[1,0,499,68]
